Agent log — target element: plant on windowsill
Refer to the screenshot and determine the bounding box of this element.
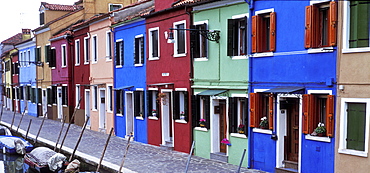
[180,111,185,120]
[157,93,167,105]
[152,109,157,117]
[312,122,326,137]
[139,112,143,117]
[199,119,206,128]
[237,124,245,134]
[259,116,268,129]
[221,138,231,146]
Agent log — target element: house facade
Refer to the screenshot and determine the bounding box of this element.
[335,1,370,172]
[191,0,249,167]
[249,0,337,172]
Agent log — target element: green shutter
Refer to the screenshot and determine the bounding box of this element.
[173,91,180,120]
[228,97,238,133]
[347,103,366,151]
[227,19,236,56]
[349,1,370,48]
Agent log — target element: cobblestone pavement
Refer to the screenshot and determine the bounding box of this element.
[0,109,265,173]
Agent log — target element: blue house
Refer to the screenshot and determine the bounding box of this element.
[248,0,337,172]
[15,37,38,117]
[112,0,153,143]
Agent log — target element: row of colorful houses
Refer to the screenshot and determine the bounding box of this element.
[0,0,369,172]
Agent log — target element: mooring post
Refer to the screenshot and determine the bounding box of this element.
[0,103,4,122]
[185,141,195,173]
[25,119,32,139]
[237,149,247,173]
[35,114,47,143]
[10,109,16,129]
[54,114,67,151]
[16,110,26,133]
[96,127,114,172]
[118,132,133,173]
[69,116,89,162]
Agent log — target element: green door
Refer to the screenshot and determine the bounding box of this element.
[347,103,366,151]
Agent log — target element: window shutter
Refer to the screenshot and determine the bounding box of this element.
[227,19,236,56]
[305,5,313,48]
[309,94,316,133]
[268,94,274,130]
[115,42,120,66]
[228,97,238,133]
[134,38,139,64]
[191,95,200,128]
[190,25,199,58]
[204,96,210,129]
[329,1,337,47]
[326,95,334,137]
[140,37,144,64]
[270,12,276,52]
[243,98,248,136]
[147,90,152,117]
[184,91,189,122]
[249,93,257,127]
[141,91,145,118]
[50,49,56,67]
[251,16,258,53]
[173,91,180,120]
[302,94,310,134]
[134,91,140,117]
[121,41,124,66]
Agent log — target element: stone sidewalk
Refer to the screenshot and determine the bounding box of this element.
[0,109,264,173]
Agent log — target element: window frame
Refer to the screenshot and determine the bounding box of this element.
[109,3,123,12]
[106,31,112,60]
[228,14,248,58]
[75,39,80,66]
[84,37,90,64]
[107,85,113,112]
[115,39,124,67]
[148,27,160,60]
[339,98,370,157]
[193,20,208,60]
[252,9,276,54]
[92,35,98,63]
[173,20,187,57]
[115,89,123,115]
[76,84,80,109]
[134,35,145,66]
[93,86,98,110]
[61,44,67,68]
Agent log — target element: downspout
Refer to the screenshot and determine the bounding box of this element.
[247,0,254,169]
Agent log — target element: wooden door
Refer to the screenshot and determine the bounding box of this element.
[286,99,299,162]
[219,100,227,153]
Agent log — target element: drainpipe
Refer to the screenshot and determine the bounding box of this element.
[247,0,254,169]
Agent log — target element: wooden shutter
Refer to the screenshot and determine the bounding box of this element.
[228,97,238,133]
[250,93,257,127]
[134,38,138,64]
[141,91,145,118]
[326,95,334,137]
[184,91,189,122]
[305,6,313,48]
[309,94,316,133]
[251,16,258,53]
[347,103,366,151]
[173,91,180,120]
[191,95,200,128]
[268,94,274,130]
[329,1,337,46]
[134,91,140,116]
[140,37,144,64]
[50,49,56,67]
[302,94,310,134]
[147,90,152,117]
[227,19,236,56]
[204,96,210,129]
[270,12,276,52]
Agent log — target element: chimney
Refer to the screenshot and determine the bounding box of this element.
[22,29,31,40]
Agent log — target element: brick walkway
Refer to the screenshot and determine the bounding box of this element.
[0,109,265,173]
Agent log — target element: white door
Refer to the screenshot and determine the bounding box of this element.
[99,89,106,132]
[57,87,63,120]
[161,91,173,146]
[125,92,134,138]
[42,89,47,116]
[85,90,91,128]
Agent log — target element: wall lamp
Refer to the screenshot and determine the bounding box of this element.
[167,28,220,43]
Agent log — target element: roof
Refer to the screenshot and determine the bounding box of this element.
[41,2,83,11]
[112,0,154,24]
[197,90,227,96]
[1,33,22,44]
[172,0,217,7]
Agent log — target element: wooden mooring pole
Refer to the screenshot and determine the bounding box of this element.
[118,132,133,173]
[237,149,247,173]
[69,116,89,162]
[16,109,26,133]
[185,141,195,173]
[35,114,47,143]
[0,103,4,122]
[25,119,32,139]
[96,127,114,172]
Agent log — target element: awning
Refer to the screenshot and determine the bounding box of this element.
[114,86,134,90]
[197,90,227,96]
[262,87,304,94]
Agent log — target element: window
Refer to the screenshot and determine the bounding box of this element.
[84,37,90,64]
[4,61,10,72]
[61,44,67,67]
[49,48,56,68]
[52,86,57,104]
[147,90,159,117]
[173,91,188,121]
[76,85,80,108]
[134,36,144,65]
[92,36,98,63]
[106,32,112,60]
[31,88,36,103]
[47,88,52,105]
[40,12,44,25]
[115,40,123,66]
[37,88,42,104]
[174,21,186,56]
[93,86,98,110]
[116,90,123,114]
[302,94,334,137]
[28,50,31,65]
[12,62,19,75]
[305,1,337,48]
[192,22,207,58]
[250,93,273,129]
[348,1,370,49]
[109,4,122,11]
[108,86,113,112]
[339,98,370,157]
[24,52,28,66]
[19,86,24,100]
[134,91,145,117]
[75,40,80,65]
[26,86,31,101]
[20,52,24,67]
[191,95,210,128]
[228,16,247,56]
[149,27,159,59]
[45,45,51,63]
[35,47,41,63]
[62,86,68,106]
[252,11,276,53]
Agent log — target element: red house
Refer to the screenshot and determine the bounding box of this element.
[144,0,194,153]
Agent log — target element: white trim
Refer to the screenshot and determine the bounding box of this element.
[106,31,112,60]
[116,39,123,42]
[108,3,123,12]
[107,85,113,112]
[135,34,144,38]
[342,47,370,54]
[92,35,98,63]
[231,94,248,98]
[84,36,90,64]
[310,0,331,5]
[175,88,187,91]
[134,35,144,65]
[255,8,274,15]
[135,116,144,120]
[148,88,158,91]
[75,39,81,66]
[307,47,334,54]
[253,89,269,93]
[61,44,67,67]
[193,20,208,59]
[339,98,370,157]
[194,127,208,132]
[194,58,208,61]
[173,20,187,57]
[307,90,332,95]
[230,133,247,139]
[135,88,144,91]
[252,128,272,134]
[305,135,331,143]
[231,55,248,60]
[251,52,274,57]
[175,119,187,123]
[148,116,158,120]
[232,13,248,19]
[148,27,160,60]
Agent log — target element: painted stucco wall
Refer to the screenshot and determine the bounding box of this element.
[229,135,248,167]
[114,19,147,143]
[193,128,211,159]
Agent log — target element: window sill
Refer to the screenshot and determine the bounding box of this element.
[134,64,143,67]
[175,119,187,123]
[194,57,208,61]
[231,55,248,60]
[148,116,158,120]
[253,128,272,134]
[194,127,208,132]
[135,116,144,120]
[149,57,159,61]
[62,105,67,107]
[84,62,89,65]
[92,109,98,112]
[338,148,367,158]
[307,47,334,54]
[116,114,123,117]
[116,65,123,68]
[75,64,80,66]
[251,52,274,58]
[174,53,186,58]
[230,133,247,139]
[342,47,370,54]
[305,134,331,143]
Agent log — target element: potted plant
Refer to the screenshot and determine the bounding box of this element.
[152,109,157,117]
[259,116,268,129]
[313,122,326,137]
[180,111,185,120]
[157,93,167,105]
[199,119,206,127]
[237,124,245,134]
[221,138,231,146]
[139,112,143,117]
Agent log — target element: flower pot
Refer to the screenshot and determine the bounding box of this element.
[200,124,205,127]
[260,126,268,129]
[238,130,244,134]
[152,113,156,117]
[317,133,325,137]
[180,115,185,120]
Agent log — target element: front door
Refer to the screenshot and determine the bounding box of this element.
[219,100,227,153]
[57,87,63,120]
[126,92,134,138]
[286,98,299,162]
[99,89,106,132]
[42,89,47,116]
[161,92,173,145]
[85,90,91,128]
